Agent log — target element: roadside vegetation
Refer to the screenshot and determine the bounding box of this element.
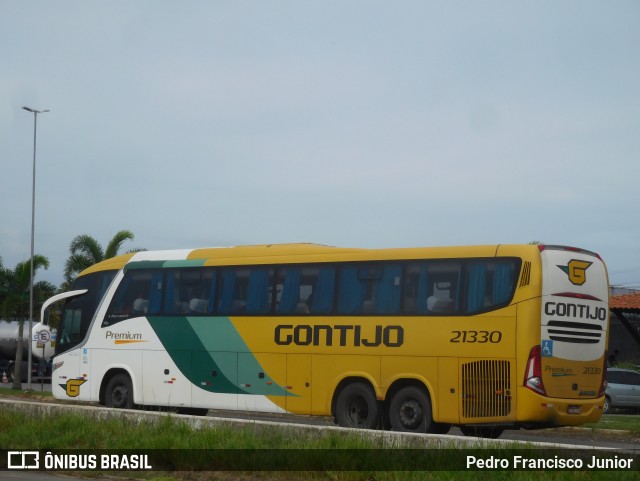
[0,396,638,481]
[583,413,640,432]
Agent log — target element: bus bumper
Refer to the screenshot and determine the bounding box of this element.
[516,387,604,427]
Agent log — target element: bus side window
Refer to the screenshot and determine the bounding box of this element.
[309,266,335,314]
[218,268,274,315]
[274,265,336,315]
[218,269,245,314]
[427,262,461,314]
[428,281,455,313]
[338,263,401,315]
[466,262,489,313]
[105,269,163,323]
[465,260,518,314]
[164,268,216,315]
[403,263,427,314]
[276,267,306,314]
[246,269,274,313]
[403,261,462,315]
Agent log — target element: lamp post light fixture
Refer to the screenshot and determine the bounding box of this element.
[22,105,50,390]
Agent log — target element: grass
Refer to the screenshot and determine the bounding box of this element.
[583,413,640,432]
[0,402,638,481]
[0,387,52,398]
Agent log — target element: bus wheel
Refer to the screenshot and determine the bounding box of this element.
[389,385,432,433]
[335,382,378,429]
[105,374,134,409]
[603,396,611,414]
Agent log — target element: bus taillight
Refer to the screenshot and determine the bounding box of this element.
[524,345,546,395]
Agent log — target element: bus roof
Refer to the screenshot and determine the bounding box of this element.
[75,243,563,275]
[79,252,136,276]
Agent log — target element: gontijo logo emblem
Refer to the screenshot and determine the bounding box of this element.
[557,259,592,286]
[62,378,87,397]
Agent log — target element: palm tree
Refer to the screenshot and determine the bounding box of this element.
[0,255,51,390]
[63,230,142,285]
[1,255,51,320]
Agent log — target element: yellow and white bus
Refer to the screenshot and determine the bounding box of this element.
[44,243,609,437]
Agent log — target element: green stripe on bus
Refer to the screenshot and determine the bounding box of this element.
[147,316,290,397]
[125,259,206,270]
[162,259,207,268]
[124,261,166,270]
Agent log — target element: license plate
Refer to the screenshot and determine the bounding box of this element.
[568,405,581,415]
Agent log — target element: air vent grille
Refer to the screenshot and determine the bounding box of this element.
[519,261,531,287]
[462,360,512,418]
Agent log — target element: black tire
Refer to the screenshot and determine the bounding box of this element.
[104,373,135,409]
[389,385,433,433]
[335,382,379,429]
[460,426,504,439]
[603,396,611,414]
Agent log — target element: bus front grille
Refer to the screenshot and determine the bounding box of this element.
[546,320,602,344]
[462,360,512,418]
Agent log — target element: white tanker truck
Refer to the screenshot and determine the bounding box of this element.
[0,320,56,383]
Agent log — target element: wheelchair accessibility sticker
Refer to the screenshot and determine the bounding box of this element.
[542,340,553,357]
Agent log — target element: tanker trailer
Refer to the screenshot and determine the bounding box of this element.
[0,320,56,383]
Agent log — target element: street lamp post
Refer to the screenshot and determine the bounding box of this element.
[22,105,49,390]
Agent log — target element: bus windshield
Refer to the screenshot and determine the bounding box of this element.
[56,270,117,355]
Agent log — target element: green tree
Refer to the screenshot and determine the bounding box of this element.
[63,230,142,285]
[0,255,52,389]
[1,255,51,320]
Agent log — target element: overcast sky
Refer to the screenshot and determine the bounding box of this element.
[2,1,639,289]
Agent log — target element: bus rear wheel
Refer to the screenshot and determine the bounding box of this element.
[389,385,433,433]
[105,373,135,409]
[335,382,379,429]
